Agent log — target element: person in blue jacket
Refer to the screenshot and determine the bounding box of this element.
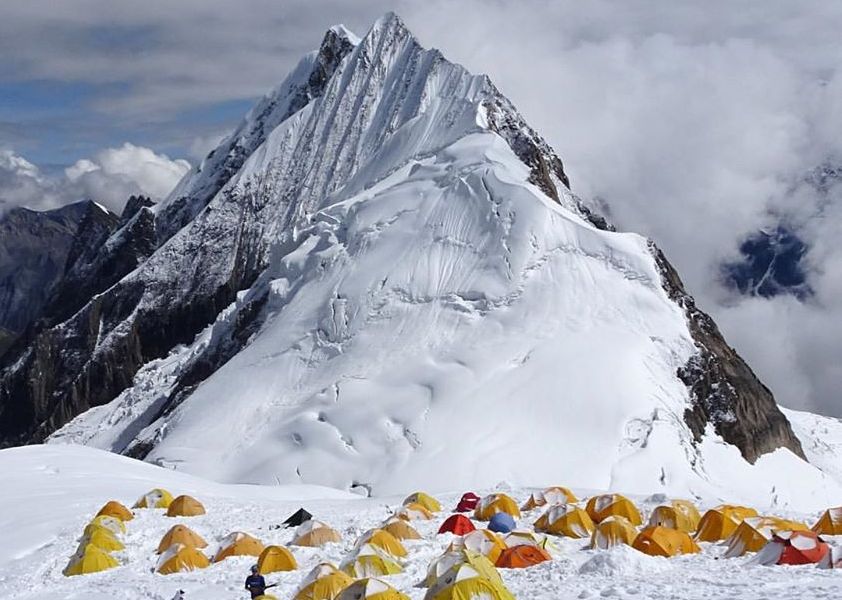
[244,564,266,598]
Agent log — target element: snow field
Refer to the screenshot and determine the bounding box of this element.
[1,445,839,600]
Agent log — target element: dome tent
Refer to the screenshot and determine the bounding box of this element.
[293,562,354,600]
[63,543,119,577]
[585,494,642,525]
[258,545,298,574]
[403,492,442,513]
[382,517,422,540]
[633,526,700,557]
[695,505,758,542]
[157,524,208,554]
[133,488,174,509]
[213,531,264,562]
[488,512,516,534]
[337,578,410,600]
[724,516,809,558]
[495,545,551,569]
[438,514,476,536]
[474,494,520,521]
[590,516,638,550]
[156,543,210,574]
[292,520,342,547]
[752,530,830,566]
[95,500,133,522]
[166,495,206,517]
[534,504,594,538]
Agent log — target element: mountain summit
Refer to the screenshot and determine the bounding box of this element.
[1,14,834,502]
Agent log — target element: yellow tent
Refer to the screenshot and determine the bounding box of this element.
[293,563,354,600]
[257,545,298,573]
[424,563,515,600]
[447,529,506,564]
[403,492,442,513]
[382,517,422,541]
[95,500,133,522]
[86,515,126,536]
[534,504,595,538]
[501,531,548,549]
[355,528,407,558]
[80,527,125,553]
[695,505,758,542]
[292,520,342,547]
[723,516,809,558]
[812,507,842,535]
[633,526,700,557]
[337,578,409,600]
[133,488,174,509]
[157,524,207,554]
[585,494,642,525]
[647,500,701,533]
[166,495,206,517]
[395,503,434,521]
[422,549,503,588]
[156,543,210,574]
[63,543,119,576]
[521,487,578,510]
[474,494,521,521]
[213,531,264,562]
[341,544,403,577]
[590,516,638,550]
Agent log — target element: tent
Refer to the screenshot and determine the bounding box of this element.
[86,515,126,536]
[521,487,578,511]
[590,516,638,550]
[488,513,516,534]
[293,563,354,600]
[213,531,264,562]
[382,517,422,541]
[404,492,442,513]
[355,528,408,558]
[812,507,842,536]
[166,495,206,517]
[421,550,503,588]
[63,543,119,577]
[133,488,174,509]
[502,531,548,549]
[424,563,515,600]
[156,543,210,574]
[341,544,403,577]
[585,494,642,525]
[695,505,758,542]
[337,578,410,600]
[724,516,809,558]
[80,526,125,553]
[258,545,298,573]
[534,504,594,538]
[455,492,480,513]
[495,545,551,568]
[474,494,521,521]
[439,514,476,536]
[447,529,507,564]
[95,500,133,522]
[292,520,342,547]
[753,530,830,566]
[633,526,700,557]
[284,508,313,528]
[647,500,700,533]
[157,524,208,554]
[396,503,434,521]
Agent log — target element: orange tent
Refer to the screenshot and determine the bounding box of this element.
[438,514,476,536]
[157,525,207,554]
[95,501,133,522]
[495,545,552,569]
[585,494,642,525]
[156,543,210,574]
[647,500,700,533]
[633,526,700,557]
[754,530,830,566]
[723,516,809,558]
[166,495,206,517]
[213,532,264,562]
[695,505,758,541]
[812,507,842,536]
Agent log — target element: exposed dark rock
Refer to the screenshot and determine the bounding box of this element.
[651,242,805,462]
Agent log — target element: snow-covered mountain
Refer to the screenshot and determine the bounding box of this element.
[2,14,839,504]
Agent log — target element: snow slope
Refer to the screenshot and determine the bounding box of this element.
[1,445,839,600]
[47,15,842,507]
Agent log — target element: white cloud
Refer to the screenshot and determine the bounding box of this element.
[1,144,190,214]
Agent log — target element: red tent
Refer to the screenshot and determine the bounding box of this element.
[455,492,480,513]
[438,514,476,535]
[755,530,830,566]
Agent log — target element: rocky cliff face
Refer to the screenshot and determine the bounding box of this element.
[0,13,805,479]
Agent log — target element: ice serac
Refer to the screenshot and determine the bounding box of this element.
[3,14,819,500]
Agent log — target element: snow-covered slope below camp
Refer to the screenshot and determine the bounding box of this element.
[1,445,840,600]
